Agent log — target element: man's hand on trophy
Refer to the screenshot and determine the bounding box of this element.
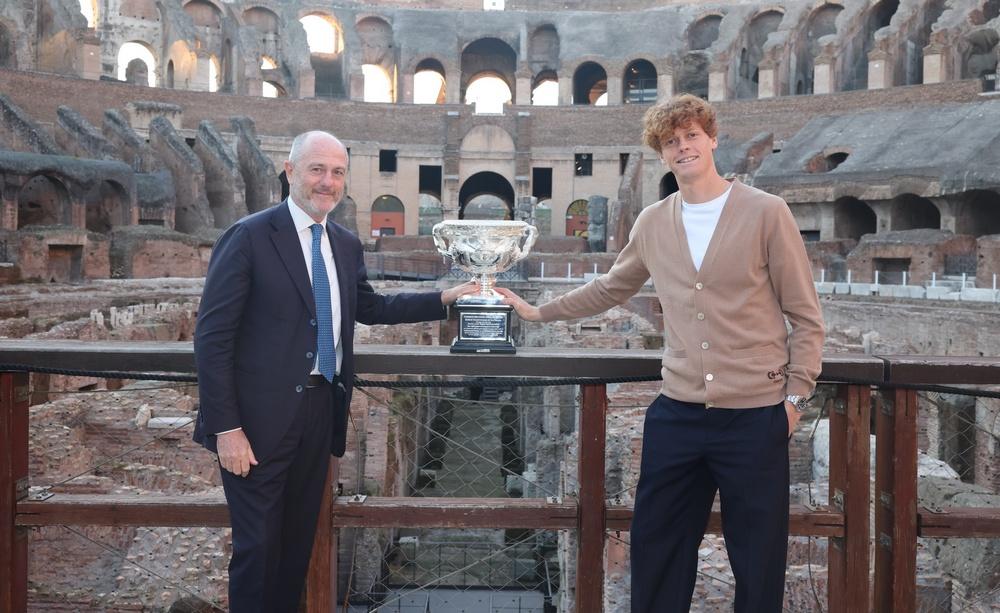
[441,280,480,305]
[494,287,542,322]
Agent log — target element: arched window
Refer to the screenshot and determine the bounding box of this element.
[300,14,343,54]
[532,71,558,106]
[573,62,607,106]
[117,42,157,87]
[371,195,405,237]
[624,59,657,104]
[414,59,446,104]
[566,199,589,237]
[465,73,512,114]
[362,64,393,103]
[78,0,99,27]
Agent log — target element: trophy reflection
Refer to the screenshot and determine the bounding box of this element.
[432,220,538,354]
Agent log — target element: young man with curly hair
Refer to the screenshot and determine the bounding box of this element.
[498,95,824,612]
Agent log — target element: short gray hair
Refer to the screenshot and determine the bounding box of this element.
[287,131,346,164]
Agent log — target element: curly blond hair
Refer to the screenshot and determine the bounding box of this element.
[642,94,718,152]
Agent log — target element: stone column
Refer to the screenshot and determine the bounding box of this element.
[757,58,778,98]
[442,176,460,220]
[558,75,573,105]
[1,180,21,231]
[190,51,213,92]
[349,69,365,101]
[869,200,892,233]
[708,62,728,101]
[813,54,836,94]
[78,36,102,81]
[297,68,316,98]
[401,71,415,103]
[867,49,892,90]
[932,197,957,233]
[605,74,622,106]
[657,70,674,101]
[515,66,532,106]
[922,43,948,84]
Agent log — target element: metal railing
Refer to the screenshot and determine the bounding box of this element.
[2,342,1000,611]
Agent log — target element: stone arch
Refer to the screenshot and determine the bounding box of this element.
[117,41,157,87]
[676,53,709,99]
[120,0,159,21]
[792,4,843,95]
[566,198,589,237]
[243,6,279,34]
[460,125,515,154]
[659,173,679,199]
[736,9,783,99]
[85,180,129,233]
[465,71,512,113]
[356,16,394,66]
[845,0,900,90]
[361,64,393,102]
[572,61,608,105]
[623,59,657,104]
[953,190,1000,236]
[532,69,558,105]
[834,196,876,240]
[166,60,175,88]
[890,193,940,231]
[301,13,345,98]
[688,14,724,51]
[459,172,515,219]
[183,0,221,28]
[418,193,443,235]
[963,28,999,79]
[371,195,405,237]
[528,24,560,74]
[18,175,71,229]
[0,20,15,69]
[461,38,517,104]
[414,58,446,104]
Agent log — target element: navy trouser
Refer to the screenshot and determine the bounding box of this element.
[630,395,790,613]
[221,381,333,613]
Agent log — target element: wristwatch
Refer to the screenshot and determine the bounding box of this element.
[785,395,809,413]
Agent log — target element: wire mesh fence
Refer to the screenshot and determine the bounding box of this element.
[914,390,1000,613]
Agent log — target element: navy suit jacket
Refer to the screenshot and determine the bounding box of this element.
[193,201,446,459]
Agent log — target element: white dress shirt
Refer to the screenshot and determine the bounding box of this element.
[287,197,343,376]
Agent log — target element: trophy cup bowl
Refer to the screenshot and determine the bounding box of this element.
[432,220,539,353]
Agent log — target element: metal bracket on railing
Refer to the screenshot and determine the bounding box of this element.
[348,494,367,504]
[879,532,892,550]
[15,477,28,501]
[546,496,561,504]
[880,491,893,509]
[801,498,816,512]
[833,398,847,415]
[29,486,53,501]
[832,489,845,512]
[880,398,894,417]
[922,503,944,514]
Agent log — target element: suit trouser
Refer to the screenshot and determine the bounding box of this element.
[221,382,333,613]
[630,394,790,613]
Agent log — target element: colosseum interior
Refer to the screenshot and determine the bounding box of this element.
[0,0,999,611]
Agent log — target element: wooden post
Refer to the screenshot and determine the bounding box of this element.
[1,371,29,613]
[828,385,872,612]
[576,384,607,613]
[306,458,337,613]
[874,389,917,612]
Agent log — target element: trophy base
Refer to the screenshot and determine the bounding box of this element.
[451,302,516,354]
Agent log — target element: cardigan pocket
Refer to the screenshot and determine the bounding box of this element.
[730,344,775,359]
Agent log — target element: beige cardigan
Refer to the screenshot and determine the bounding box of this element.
[538,180,824,409]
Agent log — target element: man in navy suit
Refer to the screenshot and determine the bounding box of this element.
[194,130,474,612]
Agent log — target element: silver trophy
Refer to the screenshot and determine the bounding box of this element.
[433,220,538,353]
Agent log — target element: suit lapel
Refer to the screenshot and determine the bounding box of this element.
[270,201,316,318]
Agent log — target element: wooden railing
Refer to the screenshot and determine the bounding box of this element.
[2,341,1000,612]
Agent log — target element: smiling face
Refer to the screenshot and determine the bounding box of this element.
[284,133,349,223]
[658,122,718,183]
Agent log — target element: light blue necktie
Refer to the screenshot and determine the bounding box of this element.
[310,224,336,383]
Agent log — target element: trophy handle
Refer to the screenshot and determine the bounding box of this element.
[431,222,452,256]
[517,224,539,261]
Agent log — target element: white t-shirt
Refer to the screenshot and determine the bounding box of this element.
[681,185,732,271]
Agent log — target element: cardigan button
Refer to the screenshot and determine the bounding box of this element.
[695,282,704,290]
[701,342,709,350]
[295,385,304,393]
[705,373,714,382]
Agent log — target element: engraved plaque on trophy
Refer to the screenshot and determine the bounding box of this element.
[432,220,539,354]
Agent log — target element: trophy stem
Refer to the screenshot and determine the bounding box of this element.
[478,274,495,297]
